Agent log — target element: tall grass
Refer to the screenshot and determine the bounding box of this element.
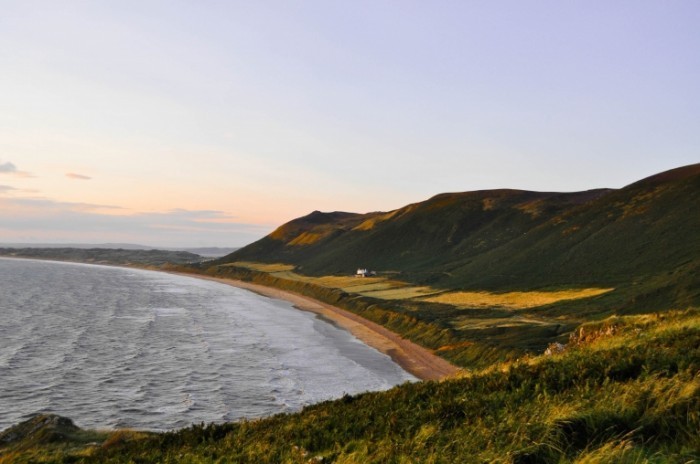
[4,309,698,463]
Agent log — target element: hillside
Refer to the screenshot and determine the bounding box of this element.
[224,165,698,288]
[204,164,700,366]
[219,164,699,309]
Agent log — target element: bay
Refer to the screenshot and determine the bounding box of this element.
[0,258,415,431]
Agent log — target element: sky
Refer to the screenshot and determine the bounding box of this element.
[1,1,698,247]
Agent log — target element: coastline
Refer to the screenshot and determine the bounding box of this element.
[177,273,460,381]
[0,256,460,381]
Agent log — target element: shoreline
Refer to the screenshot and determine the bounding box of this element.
[177,273,460,381]
[0,257,460,381]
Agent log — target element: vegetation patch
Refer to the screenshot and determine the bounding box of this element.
[352,211,399,231]
[422,287,614,309]
[287,231,327,246]
[358,286,444,300]
[312,276,387,289]
[349,282,403,293]
[451,315,554,330]
[226,261,296,272]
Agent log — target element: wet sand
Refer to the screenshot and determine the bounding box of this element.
[178,273,460,381]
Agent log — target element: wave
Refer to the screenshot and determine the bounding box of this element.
[0,259,415,431]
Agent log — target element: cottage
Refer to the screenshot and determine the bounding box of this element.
[356,268,376,277]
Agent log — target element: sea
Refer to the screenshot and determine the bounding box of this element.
[0,258,415,431]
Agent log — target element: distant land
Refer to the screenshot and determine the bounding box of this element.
[0,247,208,267]
[0,243,238,258]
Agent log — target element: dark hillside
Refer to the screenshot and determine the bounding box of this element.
[441,164,700,287]
[220,189,612,276]
[219,164,700,312]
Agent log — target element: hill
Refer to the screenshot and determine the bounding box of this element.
[203,164,700,366]
[223,164,698,294]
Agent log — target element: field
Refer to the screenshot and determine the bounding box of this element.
[229,262,611,310]
[422,288,614,309]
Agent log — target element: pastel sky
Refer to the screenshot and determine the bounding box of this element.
[1,1,698,247]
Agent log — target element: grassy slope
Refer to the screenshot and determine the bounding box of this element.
[3,309,698,463]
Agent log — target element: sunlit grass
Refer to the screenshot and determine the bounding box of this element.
[350,282,404,293]
[225,261,296,272]
[313,276,386,288]
[224,263,614,311]
[352,211,399,231]
[287,231,326,246]
[358,286,444,300]
[422,288,614,309]
[451,315,553,330]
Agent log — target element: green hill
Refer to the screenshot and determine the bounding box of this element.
[203,164,700,366]
[223,164,698,299]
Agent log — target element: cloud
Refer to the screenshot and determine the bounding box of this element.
[0,197,270,247]
[66,172,92,180]
[0,161,34,177]
[0,162,17,173]
[0,185,39,196]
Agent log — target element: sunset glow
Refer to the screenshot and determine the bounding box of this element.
[2,2,698,247]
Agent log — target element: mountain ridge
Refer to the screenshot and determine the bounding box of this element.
[219,163,699,313]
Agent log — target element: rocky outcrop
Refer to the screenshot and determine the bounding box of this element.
[0,414,80,447]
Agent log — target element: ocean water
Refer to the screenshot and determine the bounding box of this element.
[0,258,415,431]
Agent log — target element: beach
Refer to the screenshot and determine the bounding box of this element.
[183,274,461,381]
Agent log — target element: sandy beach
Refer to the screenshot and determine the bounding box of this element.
[180,273,460,381]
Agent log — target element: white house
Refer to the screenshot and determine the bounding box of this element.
[356,268,376,277]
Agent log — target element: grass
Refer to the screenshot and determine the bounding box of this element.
[351,211,399,231]
[421,288,614,309]
[3,308,698,463]
[357,286,444,300]
[313,276,388,289]
[228,262,611,309]
[224,261,296,272]
[450,315,554,330]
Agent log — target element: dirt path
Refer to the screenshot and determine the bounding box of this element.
[175,273,460,381]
